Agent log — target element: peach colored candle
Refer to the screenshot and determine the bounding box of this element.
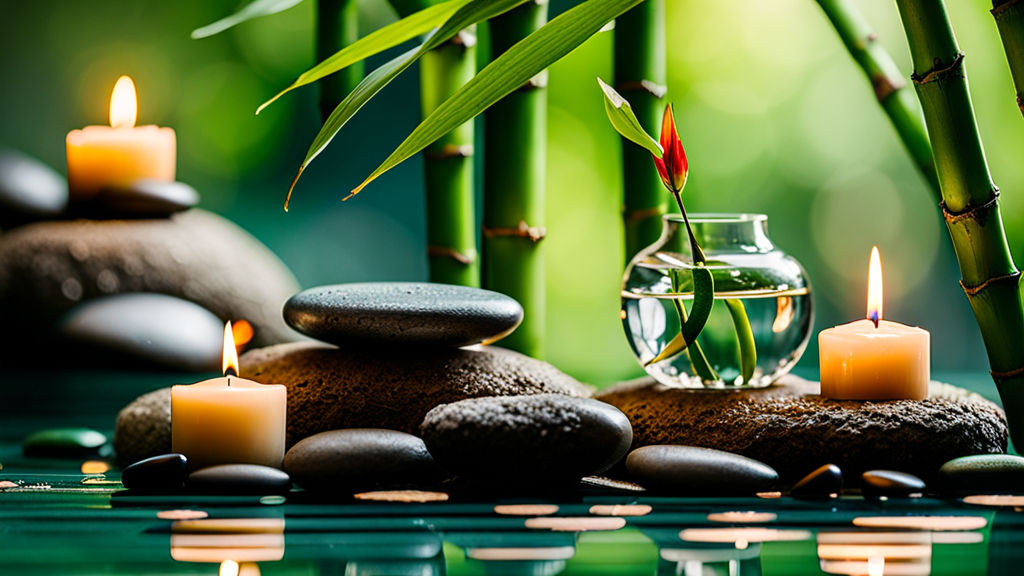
[818,247,930,400]
[66,76,175,199]
[172,322,286,470]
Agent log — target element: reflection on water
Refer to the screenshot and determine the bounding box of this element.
[170,518,285,563]
[818,532,932,576]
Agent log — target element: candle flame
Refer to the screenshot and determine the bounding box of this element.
[866,246,883,328]
[868,555,884,576]
[223,321,239,377]
[109,75,138,129]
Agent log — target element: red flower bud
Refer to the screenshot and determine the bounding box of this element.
[652,104,688,193]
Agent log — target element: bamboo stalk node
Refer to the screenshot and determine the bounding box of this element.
[448,30,478,49]
[872,73,906,103]
[483,220,547,243]
[614,80,667,99]
[940,188,1000,225]
[960,270,1020,296]
[423,144,475,160]
[624,205,665,222]
[993,0,1023,17]
[517,70,549,92]
[427,245,477,266]
[912,52,965,84]
[991,364,1024,381]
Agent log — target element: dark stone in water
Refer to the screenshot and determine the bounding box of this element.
[58,293,222,371]
[861,470,925,499]
[0,149,67,226]
[23,427,107,459]
[121,453,188,492]
[284,282,523,347]
[284,429,446,492]
[597,375,1007,482]
[790,464,843,499]
[188,464,291,495]
[625,445,778,496]
[420,394,632,485]
[90,180,199,217]
[113,388,171,466]
[937,454,1024,495]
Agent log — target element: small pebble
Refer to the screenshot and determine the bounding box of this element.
[121,453,188,492]
[625,445,778,496]
[0,149,67,225]
[187,464,291,495]
[791,464,842,499]
[938,454,1024,495]
[23,427,107,459]
[861,470,925,499]
[91,180,198,217]
[284,429,446,493]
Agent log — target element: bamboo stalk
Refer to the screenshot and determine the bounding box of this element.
[614,0,668,261]
[421,29,480,287]
[895,0,1024,447]
[483,1,548,358]
[993,0,1024,117]
[317,0,363,122]
[815,0,940,200]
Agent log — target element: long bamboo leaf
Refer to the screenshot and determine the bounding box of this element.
[285,0,529,208]
[192,0,305,39]
[646,266,714,367]
[259,0,472,114]
[724,298,756,385]
[597,77,662,158]
[347,0,644,199]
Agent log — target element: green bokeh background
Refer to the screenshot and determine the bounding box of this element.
[1,0,1021,388]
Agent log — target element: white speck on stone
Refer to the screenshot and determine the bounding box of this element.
[61,278,83,301]
[96,269,119,293]
[69,240,90,261]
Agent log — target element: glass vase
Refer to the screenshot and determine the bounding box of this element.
[621,214,813,389]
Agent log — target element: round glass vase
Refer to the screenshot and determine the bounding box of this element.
[621,214,813,389]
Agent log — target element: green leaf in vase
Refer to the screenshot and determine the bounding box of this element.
[646,265,715,368]
[724,298,757,385]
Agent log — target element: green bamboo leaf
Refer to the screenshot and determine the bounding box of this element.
[646,266,714,367]
[192,0,305,40]
[724,298,757,385]
[285,0,529,208]
[347,0,645,199]
[258,0,472,114]
[597,77,663,158]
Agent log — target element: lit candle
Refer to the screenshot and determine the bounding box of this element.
[172,322,287,470]
[818,247,930,400]
[66,75,176,200]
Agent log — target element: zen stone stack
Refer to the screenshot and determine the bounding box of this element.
[597,375,1008,482]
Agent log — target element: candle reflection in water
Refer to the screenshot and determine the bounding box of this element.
[170,517,284,564]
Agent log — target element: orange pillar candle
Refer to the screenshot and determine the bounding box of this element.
[818,247,930,400]
[66,75,176,200]
[171,322,287,470]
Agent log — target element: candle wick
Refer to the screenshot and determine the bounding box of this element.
[869,310,879,329]
[225,367,237,379]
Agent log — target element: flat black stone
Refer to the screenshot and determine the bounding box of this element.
[187,464,291,495]
[90,180,198,217]
[0,149,67,226]
[284,283,523,347]
[625,445,778,496]
[58,293,222,371]
[938,454,1024,495]
[790,464,842,499]
[420,395,633,486]
[284,429,446,493]
[121,453,187,492]
[861,470,925,499]
[22,427,107,459]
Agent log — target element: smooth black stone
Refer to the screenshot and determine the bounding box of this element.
[58,293,222,371]
[22,427,107,459]
[625,445,779,496]
[91,180,198,217]
[284,429,446,493]
[421,395,633,485]
[790,464,843,499]
[121,453,187,492]
[0,149,67,225]
[284,283,523,347]
[187,464,292,495]
[938,454,1024,495]
[861,470,926,499]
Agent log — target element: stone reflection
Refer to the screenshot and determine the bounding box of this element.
[448,531,577,576]
[169,518,285,563]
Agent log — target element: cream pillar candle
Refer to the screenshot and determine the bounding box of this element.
[66,76,175,200]
[171,322,286,470]
[818,247,930,400]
